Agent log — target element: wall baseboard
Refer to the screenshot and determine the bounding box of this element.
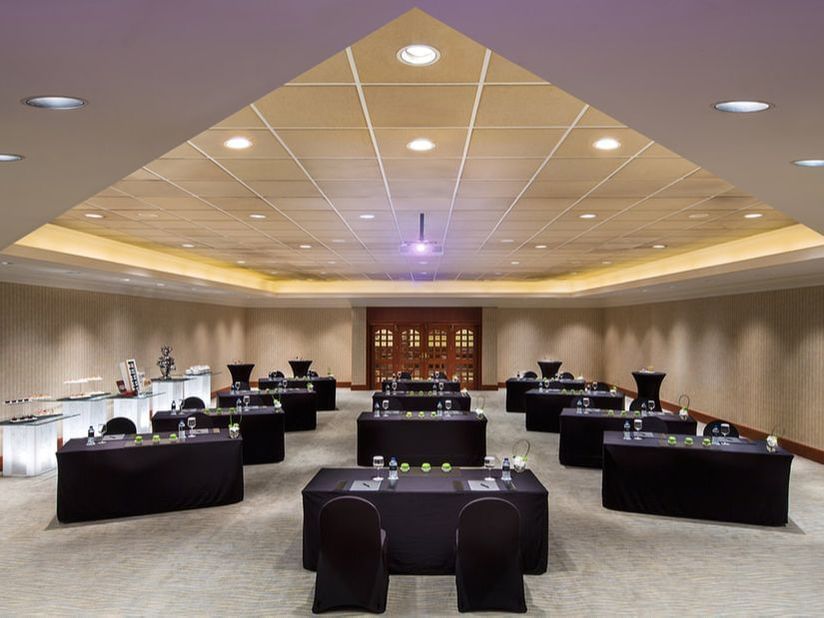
[618,386,824,465]
[350,384,371,391]
[479,384,499,390]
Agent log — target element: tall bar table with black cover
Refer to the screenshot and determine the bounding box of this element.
[559,408,697,467]
[153,406,285,464]
[505,377,585,412]
[302,467,548,575]
[259,375,337,410]
[357,411,487,466]
[631,370,666,410]
[217,388,317,432]
[288,359,313,378]
[56,430,244,523]
[380,378,461,392]
[602,431,793,526]
[227,363,255,390]
[524,388,623,432]
[537,360,562,379]
[372,391,471,412]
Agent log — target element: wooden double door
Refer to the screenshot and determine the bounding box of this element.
[368,308,481,389]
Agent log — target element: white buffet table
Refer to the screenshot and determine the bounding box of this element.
[1,413,75,477]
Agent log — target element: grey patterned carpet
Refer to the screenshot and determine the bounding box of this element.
[1,389,822,616]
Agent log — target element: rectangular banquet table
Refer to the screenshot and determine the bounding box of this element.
[217,388,317,432]
[602,431,793,526]
[524,389,624,432]
[372,391,471,412]
[505,378,585,412]
[302,468,548,575]
[380,378,461,392]
[357,411,487,467]
[152,406,284,465]
[258,376,336,410]
[56,429,243,523]
[559,409,697,468]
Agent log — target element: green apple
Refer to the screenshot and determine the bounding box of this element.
[441,463,452,472]
[667,436,676,445]
[421,463,431,472]
[400,463,410,473]
[684,437,694,446]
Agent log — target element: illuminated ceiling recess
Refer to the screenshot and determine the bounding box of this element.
[7,8,818,302]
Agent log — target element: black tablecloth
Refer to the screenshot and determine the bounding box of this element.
[289,359,313,378]
[357,411,487,466]
[217,389,317,432]
[380,379,461,392]
[152,407,284,465]
[258,376,336,410]
[559,409,697,468]
[537,360,562,379]
[505,378,586,412]
[302,468,548,575]
[602,431,793,526]
[524,389,623,432]
[631,370,666,410]
[371,392,471,412]
[227,363,254,389]
[56,430,243,523]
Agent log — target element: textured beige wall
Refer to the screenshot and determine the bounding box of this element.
[495,308,602,382]
[244,308,353,383]
[350,307,366,386]
[482,307,498,386]
[602,287,824,450]
[0,282,245,423]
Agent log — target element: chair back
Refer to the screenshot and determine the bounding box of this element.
[105,416,136,435]
[399,371,412,380]
[319,497,383,584]
[640,416,668,434]
[522,370,538,379]
[703,420,740,438]
[593,381,612,392]
[308,370,319,378]
[269,370,285,379]
[186,411,213,429]
[182,396,205,410]
[559,371,574,380]
[433,371,447,380]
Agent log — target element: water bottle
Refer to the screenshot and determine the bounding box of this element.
[171,400,177,411]
[235,397,242,410]
[388,457,398,480]
[178,420,186,440]
[623,420,631,441]
[86,425,95,446]
[437,401,443,417]
[374,402,381,417]
[501,457,512,482]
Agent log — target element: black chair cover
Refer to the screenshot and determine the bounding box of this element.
[641,416,668,433]
[182,396,205,410]
[522,371,538,379]
[455,498,526,613]
[559,371,574,380]
[269,370,285,379]
[308,370,319,378]
[703,420,740,438]
[593,381,612,392]
[105,417,136,435]
[399,371,412,380]
[186,411,213,429]
[313,496,389,614]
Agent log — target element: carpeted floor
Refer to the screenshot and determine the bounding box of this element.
[1,389,822,616]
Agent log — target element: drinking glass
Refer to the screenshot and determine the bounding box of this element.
[372,455,384,481]
[712,426,720,444]
[647,399,655,414]
[640,402,648,416]
[242,394,250,409]
[633,418,643,439]
[391,380,398,392]
[432,382,437,392]
[582,397,590,412]
[382,399,389,412]
[374,402,381,417]
[187,416,196,438]
[233,381,240,391]
[97,423,106,444]
[543,378,549,390]
[484,456,496,481]
[438,381,444,392]
[281,378,288,390]
[720,422,730,445]
[445,400,452,414]
[576,399,583,414]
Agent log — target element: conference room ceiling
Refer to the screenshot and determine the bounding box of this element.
[50,10,796,283]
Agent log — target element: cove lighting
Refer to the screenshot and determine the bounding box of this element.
[23,95,87,110]
[181,243,195,248]
[792,159,824,168]
[713,100,771,113]
[236,260,246,264]
[579,213,597,219]
[84,213,104,219]
[511,261,520,265]
[359,214,375,220]
[406,138,436,152]
[535,244,547,249]
[0,153,23,162]
[249,213,266,220]
[223,136,253,150]
[744,213,763,219]
[593,137,620,151]
[397,44,440,66]
[652,244,667,249]
[299,244,312,249]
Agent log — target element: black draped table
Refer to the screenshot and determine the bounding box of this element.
[537,360,562,379]
[602,431,793,526]
[631,370,666,410]
[380,378,461,392]
[217,388,317,432]
[357,411,487,466]
[227,363,254,390]
[505,378,585,412]
[289,359,313,378]
[258,376,336,410]
[559,408,697,468]
[152,406,284,465]
[56,430,243,523]
[372,391,471,412]
[302,468,548,575]
[524,389,624,432]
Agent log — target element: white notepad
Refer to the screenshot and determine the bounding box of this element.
[468,480,500,491]
[350,480,382,491]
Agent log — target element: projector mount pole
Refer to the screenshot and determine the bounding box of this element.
[419,212,425,242]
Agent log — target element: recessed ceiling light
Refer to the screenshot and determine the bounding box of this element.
[0,153,24,162]
[223,136,253,150]
[418,261,428,265]
[236,260,246,265]
[652,244,667,249]
[406,138,436,152]
[328,260,336,264]
[84,212,104,219]
[397,44,440,67]
[792,159,824,168]
[249,213,266,220]
[136,212,159,218]
[121,278,130,282]
[331,239,346,243]
[713,100,771,113]
[181,243,195,248]
[688,212,709,219]
[500,239,514,243]
[744,212,763,219]
[601,260,612,265]
[1,261,11,266]
[299,244,312,249]
[156,282,165,287]
[534,244,547,249]
[23,95,87,110]
[269,270,278,275]
[579,213,597,219]
[511,261,520,265]
[359,214,375,220]
[593,137,621,151]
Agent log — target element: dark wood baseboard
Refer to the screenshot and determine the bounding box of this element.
[618,386,824,465]
[350,384,371,391]
[479,384,499,390]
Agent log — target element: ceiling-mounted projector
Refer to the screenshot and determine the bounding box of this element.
[400,213,444,256]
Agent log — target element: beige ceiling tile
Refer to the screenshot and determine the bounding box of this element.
[637,197,699,211]
[655,177,735,198]
[351,9,486,83]
[375,128,467,158]
[214,158,308,181]
[578,107,625,127]
[523,181,597,198]
[364,86,476,127]
[316,180,387,198]
[290,51,353,84]
[485,53,543,83]
[453,197,512,211]
[214,107,265,129]
[393,197,452,211]
[247,181,323,198]
[255,86,365,128]
[278,129,375,157]
[515,198,576,211]
[302,158,381,180]
[175,181,253,198]
[121,169,158,182]
[273,197,336,211]
[145,159,230,181]
[572,197,640,212]
[325,197,391,212]
[389,180,455,197]
[189,129,290,159]
[554,128,651,158]
[475,85,584,127]
[639,143,684,158]
[383,159,460,179]
[462,158,542,180]
[173,210,236,222]
[612,157,700,181]
[538,158,626,182]
[140,197,207,210]
[86,196,149,210]
[468,128,564,157]
[457,181,525,198]
[113,180,189,198]
[589,178,674,198]
[160,142,204,159]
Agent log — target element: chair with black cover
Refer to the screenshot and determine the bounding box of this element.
[593,381,612,392]
[703,420,740,438]
[455,498,526,613]
[559,371,574,380]
[399,371,412,380]
[105,416,136,435]
[522,370,538,379]
[186,411,213,429]
[640,416,668,434]
[312,496,388,614]
[181,396,205,410]
[269,370,285,379]
[308,370,319,378]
